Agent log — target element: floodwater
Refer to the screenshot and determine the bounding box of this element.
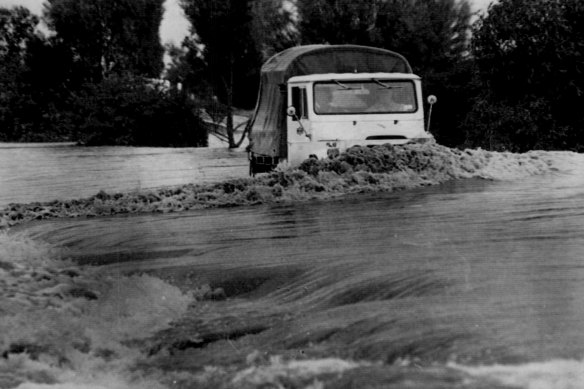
[0,142,248,207]
[2,142,584,388]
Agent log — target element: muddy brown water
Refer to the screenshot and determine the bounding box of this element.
[4,143,584,387]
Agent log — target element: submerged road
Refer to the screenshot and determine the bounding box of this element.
[18,162,584,387]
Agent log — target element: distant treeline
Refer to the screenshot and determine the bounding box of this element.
[0,0,582,151]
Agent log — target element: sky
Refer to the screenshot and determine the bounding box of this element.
[0,0,496,46]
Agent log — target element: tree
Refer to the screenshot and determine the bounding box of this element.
[472,0,584,101]
[44,0,165,84]
[0,6,46,141]
[0,6,40,62]
[0,6,39,107]
[375,0,471,73]
[465,0,584,151]
[298,0,381,45]
[180,0,294,148]
[250,0,297,59]
[297,0,471,72]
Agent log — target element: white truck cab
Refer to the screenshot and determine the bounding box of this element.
[285,72,430,166]
[247,45,435,175]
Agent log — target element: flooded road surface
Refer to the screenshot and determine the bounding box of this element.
[19,157,584,388]
[0,143,248,207]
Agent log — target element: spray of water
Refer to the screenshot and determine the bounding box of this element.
[0,232,194,389]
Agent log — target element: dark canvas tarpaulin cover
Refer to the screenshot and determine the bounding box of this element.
[248,45,413,158]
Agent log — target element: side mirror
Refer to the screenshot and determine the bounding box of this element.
[286,106,297,117]
[426,95,437,133]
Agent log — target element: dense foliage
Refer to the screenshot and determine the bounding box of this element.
[0,6,39,61]
[0,2,206,146]
[1,0,583,151]
[67,75,207,147]
[463,0,584,151]
[298,0,471,71]
[0,7,63,142]
[44,0,164,83]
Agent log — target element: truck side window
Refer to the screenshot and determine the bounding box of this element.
[301,89,308,119]
[291,87,308,121]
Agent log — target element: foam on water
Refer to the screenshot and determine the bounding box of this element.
[0,232,194,389]
[229,356,584,389]
[232,356,363,387]
[2,143,582,229]
[451,359,584,389]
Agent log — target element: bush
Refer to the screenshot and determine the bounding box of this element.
[462,97,583,152]
[68,75,208,147]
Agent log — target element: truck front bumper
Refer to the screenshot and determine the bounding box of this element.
[286,136,433,166]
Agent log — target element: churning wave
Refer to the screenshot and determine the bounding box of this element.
[0,232,193,389]
[1,142,580,229]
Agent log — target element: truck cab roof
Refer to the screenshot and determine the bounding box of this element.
[288,72,421,83]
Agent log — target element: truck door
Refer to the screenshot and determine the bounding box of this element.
[288,85,311,142]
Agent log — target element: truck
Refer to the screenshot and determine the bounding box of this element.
[246,44,436,175]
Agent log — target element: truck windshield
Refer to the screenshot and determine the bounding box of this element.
[314,80,417,114]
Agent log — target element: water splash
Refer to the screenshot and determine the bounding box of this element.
[232,356,363,387]
[451,359,584,389]
[2,143,581,229]
[0,232,194,389]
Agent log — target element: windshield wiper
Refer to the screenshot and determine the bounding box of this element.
[333,80,351,89]
[371,78,404,89]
